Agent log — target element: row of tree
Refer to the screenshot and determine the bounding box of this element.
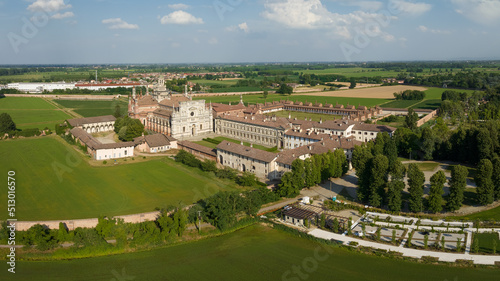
[276,150,348,198]
[393,90,425,100]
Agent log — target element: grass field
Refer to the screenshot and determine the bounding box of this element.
[0,97,72,129]
[300,67,402,78]
[11,224,500,280]
[410,99,442,110]
[473,233,500,254]
[0,137,239,220]
[54,99,128,117]
[381,100,421,108]
[196,93,388,108]
[454,205,500,221]
[265,110,342,122]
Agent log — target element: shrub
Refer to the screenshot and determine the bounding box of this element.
[103,161,107,164]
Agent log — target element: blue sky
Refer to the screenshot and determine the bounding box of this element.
[0,0,499,64]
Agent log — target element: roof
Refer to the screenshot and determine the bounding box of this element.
[283,207,317,219]
[285,129,326,141]
[159,96,190,108]
[178,141,217,157]
[352,123,397,133]
[75,83,141,87]
[211,103,246,113]
[134,134,175,148]
[315,119,355,131]
[67,115,116,127]
[137,95,158,107]
[216,140,277,163]
[152,108,172,117]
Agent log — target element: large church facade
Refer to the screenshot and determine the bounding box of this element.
[128,82,213,139]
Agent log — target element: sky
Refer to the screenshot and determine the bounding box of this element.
[0,0,499,64]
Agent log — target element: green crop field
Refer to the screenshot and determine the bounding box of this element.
[410,99,442,110]
[423,87,479,100]
[0,137,239,220]
[473,233,500,254]
[11,224,500,280]
[54,99,128,117]
[196,93,388,108]
[380,100,421,108]
[0,97,72,129]
[266,110,342,122]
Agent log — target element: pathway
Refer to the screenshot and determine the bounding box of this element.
[308,228,500,265]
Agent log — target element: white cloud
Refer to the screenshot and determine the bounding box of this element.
[417,25,451,34]
[226,22,250,33]
[161,10,204,25]
[389,0,432,16]
[208,37,218,45]
[238,22,249,33]
[27,0,71,12]
[51,11,73,19]
[451,0,500,25]
[168,3,190,10]
[102,18,139,30]
[262,0,396,39]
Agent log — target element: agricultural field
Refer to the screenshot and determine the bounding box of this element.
[0,97,72,129]
[381,100,421,108]
[54,99,128,117]
[195,93,388,108]
[299,85,428,99]
[11,224,500,281]
[0,70,131,83]
[300,67,402,78]
[0,137,239,220]
[410,99,443,110]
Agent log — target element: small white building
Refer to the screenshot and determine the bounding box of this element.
[70,127,135,160]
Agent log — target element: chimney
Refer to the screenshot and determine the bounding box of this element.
[240,141,243,145]
[319,118,322,124]
[250,143,253,148]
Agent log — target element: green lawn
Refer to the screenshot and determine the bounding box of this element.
[404,162,440,172]
[54,99,128,117]
[0,137,239,220]
[266,110,342,122]
[196,93,388,108]
[12,224,500,281]
[454,205,500,221]
[0,109,72,130]
[381,100,421,108]
[0,97,56,109]
[423,87,479,100]
[473,233,500,254]
[410,99,442,110]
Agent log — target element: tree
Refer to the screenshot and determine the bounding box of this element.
[291,159,305,190]
[420,127,435,160]
[424,234,429,249]
[428,170,446,213]
[276,83,293,95]
[352,144,374,203]
[263,90,269,99]
[447,165,468,211]
[475,159,495,205]
[0,113,16,133]
[113,104,122,118]
[494,157,500,200]
[276,172,297,198]
[349,79,356,89]
[404,108,419,131]
[392,229,397,244]
[332,218,340,233]
[57,222,69,242]
[367,155,389,207]
[473,238,479,253]
[173,208,188,237]
[407,163,425,213]
[456,238,462,252]
[387,180,404,212]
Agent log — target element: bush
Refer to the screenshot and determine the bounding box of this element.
[216,167,237,180]
[103,161,107,164]
[381,115,398,122]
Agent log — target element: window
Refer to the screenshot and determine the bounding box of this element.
[124,150,127,155]
[200,124,202,130]
[183,127,186,132]
[190,112,195,116]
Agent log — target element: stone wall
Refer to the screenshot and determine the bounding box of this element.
[10,211,160,231]
[416,109,439,127]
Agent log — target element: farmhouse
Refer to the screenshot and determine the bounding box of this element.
[67,115,116,134]
[70,127,135,160]
[134,134,177,153]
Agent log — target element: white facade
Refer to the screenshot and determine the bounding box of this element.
[95,146,134,160]
[7,82,75,93]
[171,100,213,139]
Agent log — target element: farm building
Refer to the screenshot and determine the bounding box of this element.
[67,115,116,134]
[282,207,317,227]
[134,134,177,153]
